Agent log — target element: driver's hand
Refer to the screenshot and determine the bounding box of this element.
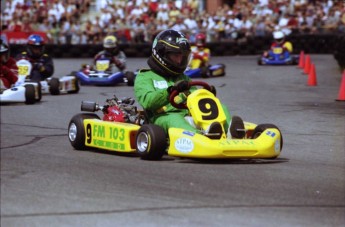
[167,80,190,94]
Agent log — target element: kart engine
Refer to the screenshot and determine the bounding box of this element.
[102,95,145,125]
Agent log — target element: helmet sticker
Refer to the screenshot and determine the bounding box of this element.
[176,37,188,45]
[152,38,158,48]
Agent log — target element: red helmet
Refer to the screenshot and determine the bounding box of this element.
[195,33,206,48]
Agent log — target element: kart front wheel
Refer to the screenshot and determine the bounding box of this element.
[257,57,263,65]
[136,124,167,160]
[49,78,60,95]
[125,71,135,86]
[68,113,100,150]
[24,84,36,105]
[36,82,42,101]
[252,123,283,152]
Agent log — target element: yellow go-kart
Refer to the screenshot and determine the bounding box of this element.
[68,81,283,161]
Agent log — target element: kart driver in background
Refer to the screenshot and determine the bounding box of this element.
[16,34,54,81]
[93,35,126,73]
[263,30,293,58]
[134,29,245,139]
[0,42,18,89]
[189,33,210,69]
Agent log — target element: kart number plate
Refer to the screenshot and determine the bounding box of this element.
[273,48,283,54]
[18,65,29,77]
[96,60,110,71]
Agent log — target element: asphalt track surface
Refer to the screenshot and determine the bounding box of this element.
[1,55,344,227]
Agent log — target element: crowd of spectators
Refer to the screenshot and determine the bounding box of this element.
[1,0,345,45]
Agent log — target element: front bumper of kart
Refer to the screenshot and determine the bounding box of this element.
[76,71,125,85]
[259,55,299,65]
[167,127,281,159]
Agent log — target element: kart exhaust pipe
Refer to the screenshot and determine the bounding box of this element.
[81,101,98,112]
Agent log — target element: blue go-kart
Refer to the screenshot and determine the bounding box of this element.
[258,47,299,66]
[74,59,136,86]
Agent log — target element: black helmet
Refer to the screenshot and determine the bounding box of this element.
[0,43,10,64]
[27,34,45,58]
[150,29,191,76]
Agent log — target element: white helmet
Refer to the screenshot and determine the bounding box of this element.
[273,31,285,44]
[273,31,284,40]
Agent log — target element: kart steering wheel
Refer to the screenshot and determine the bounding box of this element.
[169,80,212,109]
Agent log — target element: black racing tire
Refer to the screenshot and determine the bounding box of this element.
[68,74,80,94]
[200,66,209,78]
[257,57,263,65]
[251,123,283,151]
[125,71,135,86]
[136,124,167,160]
[49,78,60,95]
[68,113,100,150]
[24,84,36,105]
[35,82,42,101]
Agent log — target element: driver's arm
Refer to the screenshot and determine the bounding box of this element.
[39,55,54,79]
[134,71,171,111]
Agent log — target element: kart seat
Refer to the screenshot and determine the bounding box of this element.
[205,122,223,139]
[229,116,245,139]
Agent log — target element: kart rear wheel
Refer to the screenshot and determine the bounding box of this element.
[251,123,283,152]
[49,78,60,95]
[24,84,36,105]
[68,113,100,150]
[136,124,167,160]
[68,74,80,94]
[125,71,135,86]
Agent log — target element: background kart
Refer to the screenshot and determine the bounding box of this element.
[68,81,283,161]
[74,59,135,86]
[0,81,41,105]
[18,59,79,95]
[258,46,299,65]
[185,57,225,78]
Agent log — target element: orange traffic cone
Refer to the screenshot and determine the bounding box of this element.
[303,55,311,74]
[298,51,305,69]
[307,63,317,86]
[336,70,345,101]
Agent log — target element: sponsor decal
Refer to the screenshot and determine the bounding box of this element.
[266,131,276,138]
[93,139,125,150]
[182,131,195,136]
[176,37,188,44]
[153,80,168,89]
[275,140,280,153]
[175,138,194,153]
[86,123,125,145]
[219,140,255,146]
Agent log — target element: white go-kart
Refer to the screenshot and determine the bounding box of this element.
[1,59,79,105]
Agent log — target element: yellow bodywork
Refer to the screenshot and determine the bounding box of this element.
[167,126,281,159]
[83,119,140,152]
[80,88,282,159]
